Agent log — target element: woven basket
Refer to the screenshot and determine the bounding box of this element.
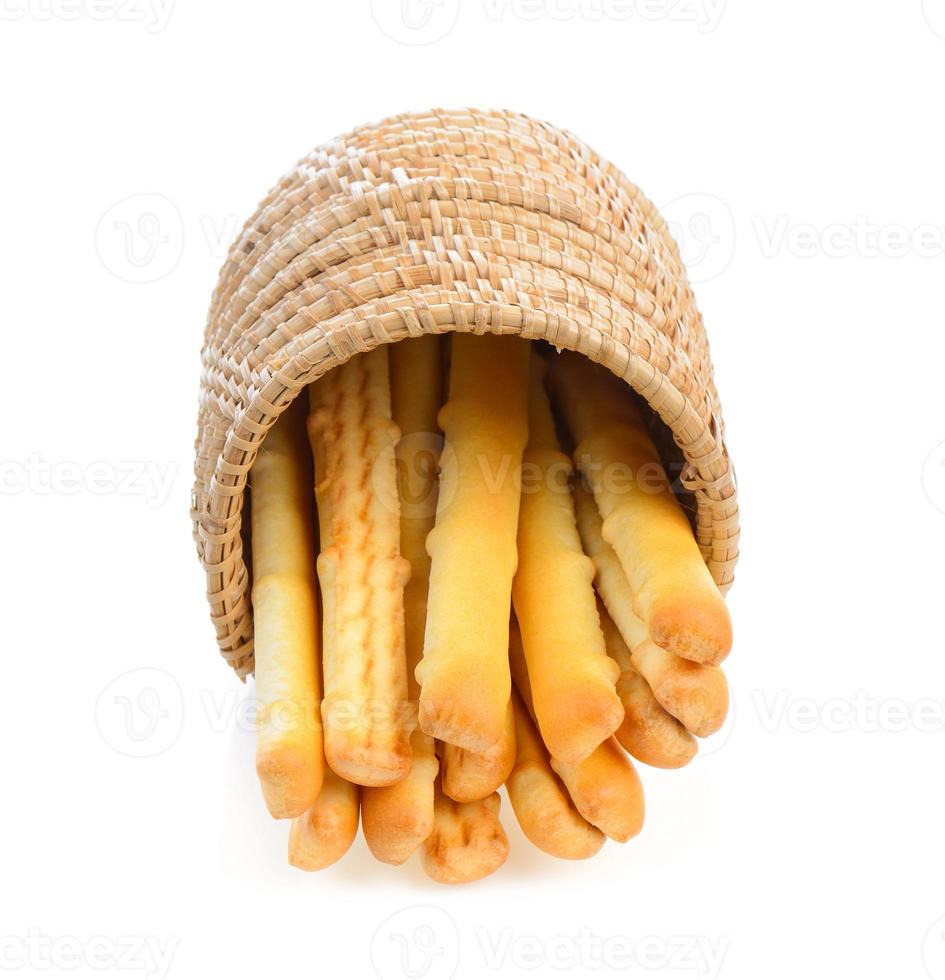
[192,108,740,679]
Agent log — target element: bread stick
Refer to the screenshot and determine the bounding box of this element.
[250,398,323,819]
[512,356,623,764]
[509,626,644,843]
[440,698,516,803]
[361,338,442,863]
[287,769,359,871]
[390,336,441,699]
[549,737,644,843]
[417,334,531,752]
[573,484,728,737]
[548,351,732,665]
[361,731,439,865]
[307,349,412,786]
[506,690,605,860]
[598,600,697,769]
[421,782,509,884]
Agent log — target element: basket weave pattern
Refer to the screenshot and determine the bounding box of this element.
[193,109,739,679]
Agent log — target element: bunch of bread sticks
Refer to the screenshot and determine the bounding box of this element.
[249,334,732,883]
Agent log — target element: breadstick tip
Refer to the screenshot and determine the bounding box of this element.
[648,593,733,666]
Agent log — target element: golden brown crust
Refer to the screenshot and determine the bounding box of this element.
[250,399,324,819]
[287,769,360,871]
[509,625,644,843]
[549,738,645,843]
[307,349,412,786]
[512,356,623,764]
[417,334,530,752]
[440,698,516,803]
[390,336,443,699]
[360,336,445,864]
[573,483,729,738]
[598,600,697,769]
[421,783,509,884]
[361,728,439,865]
[628,641,729,739]
[506,690,605,859]
[548,352,732,666]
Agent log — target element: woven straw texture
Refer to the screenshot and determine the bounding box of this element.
[193,108,740,679]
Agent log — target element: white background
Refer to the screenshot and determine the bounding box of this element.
[2,1,944,978]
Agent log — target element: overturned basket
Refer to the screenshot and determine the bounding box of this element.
[192,108,739,681]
